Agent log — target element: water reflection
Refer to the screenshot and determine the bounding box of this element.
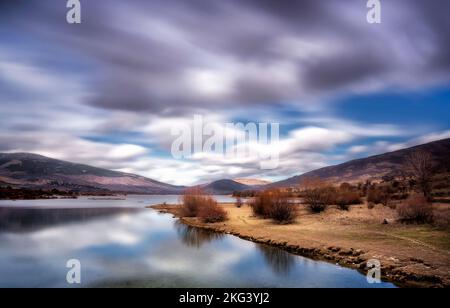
[257,244,295,275]
[0,207,140,233]
[175,221,224,248]
[0,196,396,288]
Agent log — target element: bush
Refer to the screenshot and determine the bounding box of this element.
[180,188,227,223]
[390,193,410,201]
[269,199,297,224]
[335,190,362,210]
[367,187,391,206]
[336,202,350,211]
[397,195,434,224]
[303,187,335,213]
[198,204,228,223]
[433,209,450,230]
[387,202,397,210]
[249,190,275,218]
[180,188,205,217]
[249,190,298,223]
[235,197,243,208]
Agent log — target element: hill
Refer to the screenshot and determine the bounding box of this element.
[0,153,185,194]
[201,179,251,195]
[269,138,450,188]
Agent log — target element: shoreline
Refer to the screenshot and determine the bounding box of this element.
[151,203,450,288]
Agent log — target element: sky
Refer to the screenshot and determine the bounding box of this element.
[0,0,449,185]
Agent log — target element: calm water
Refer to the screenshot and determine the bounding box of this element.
[0,196,395,288]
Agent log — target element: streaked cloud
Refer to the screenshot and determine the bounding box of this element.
[0,0,449,185]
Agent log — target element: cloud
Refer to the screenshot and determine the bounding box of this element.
[0,1,449,185]
[1,0,449,114]
[0,132,149,166]
[344,130,450,160]
[348,145,369,154]
[381,130,450,153]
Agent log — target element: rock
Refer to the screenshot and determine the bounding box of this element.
[354,257,365,264]
[410,257,424,263]
[352,249,363,256]
[288,245,297,251]
[338,249,354,256]
[328,246,341,253]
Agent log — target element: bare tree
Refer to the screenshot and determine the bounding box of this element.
[404,150,436,201]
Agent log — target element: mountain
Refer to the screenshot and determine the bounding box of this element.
[0,153,185,194]
[2,138,449,195]
[201,179,251,195]
[269,138,450,188]
[233,178,272,186]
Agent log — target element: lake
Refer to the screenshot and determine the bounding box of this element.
[0,195,395,288]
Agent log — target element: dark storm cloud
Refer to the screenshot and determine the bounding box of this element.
[304,49,390,91]
[413,1,450,71]
[0,0,449,114]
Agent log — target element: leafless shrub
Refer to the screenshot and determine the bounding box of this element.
[180,187,205,217]
[432,209,450,230]
[335,190,362,210]
[235,196,243,208]
[397,194,434,224]
[181,188,227,223]
[249,189,298,223]
[269,199,297,224]
[198,203,228,223]
[249,190,274,218]
[367,186,391,206]
[301,178,335,213]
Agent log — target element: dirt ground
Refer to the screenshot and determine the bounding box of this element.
[151,202,450,288]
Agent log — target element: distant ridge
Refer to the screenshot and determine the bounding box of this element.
[0,153,185,194]
[201,179,251,195]
[1,138,449,195]
[268,138,450,188]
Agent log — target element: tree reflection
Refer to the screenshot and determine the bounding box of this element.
[175,221,224,248]
[258,244,295,275]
